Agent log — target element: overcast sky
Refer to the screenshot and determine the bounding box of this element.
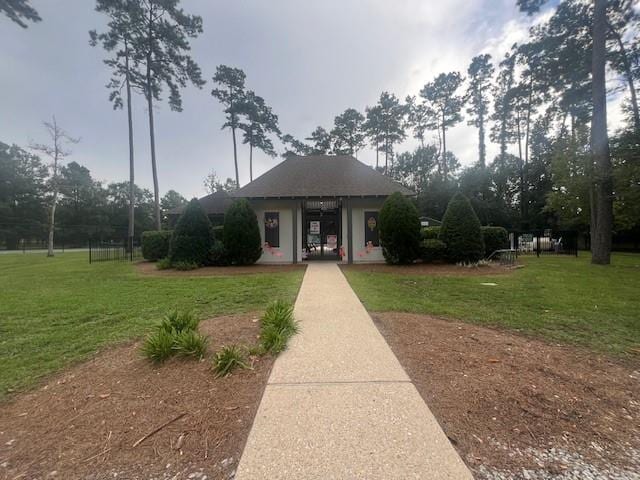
[0,0,627,199]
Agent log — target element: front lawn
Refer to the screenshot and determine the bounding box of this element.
[342,253,640,355]
[0,253,304,399]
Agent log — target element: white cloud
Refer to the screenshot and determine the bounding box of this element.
[0,0,632,198]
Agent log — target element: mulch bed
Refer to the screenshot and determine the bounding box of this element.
[341,263,517,276]
[373,312,640,479]
[0,314,272,480]
[136,261,306,277]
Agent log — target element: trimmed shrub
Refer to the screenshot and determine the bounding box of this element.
[421,226,441,240]
[207,240,229,266]
[223,199,262,265]
[156,257,172,270]
[173,260,199,271]
[260,300,298,354]
[440,193,485,263]
[379,192,422,265]
[420,238,447,263]
[211,225,224,241]
[142,230,172,261]
[213,345,249,377]
[169,198,214,266]
[481,226,509,257]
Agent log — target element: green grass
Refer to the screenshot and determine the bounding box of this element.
[0,253,304,399]
[343,253,640,355]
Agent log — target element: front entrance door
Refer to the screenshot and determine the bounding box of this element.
[303,200,341,260]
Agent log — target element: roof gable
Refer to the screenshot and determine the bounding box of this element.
[232,155,414,198]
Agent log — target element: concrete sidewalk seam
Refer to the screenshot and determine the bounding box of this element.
[268,379,413,386]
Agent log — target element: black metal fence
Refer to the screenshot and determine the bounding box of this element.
[1,222,135,252]
[510,230,578,257]
[88,237,142,263]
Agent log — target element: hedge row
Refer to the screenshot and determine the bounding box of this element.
[141,230,172,261]
[420,225,508,256]
[141,199,262,268]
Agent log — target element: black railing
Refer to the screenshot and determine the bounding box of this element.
[511,230,578,257]
[88,238,142,263]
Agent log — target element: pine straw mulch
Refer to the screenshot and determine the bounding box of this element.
[0,313,271,480]
[136,261,306,277]
[341,262,518,276]
[373,312,640,479]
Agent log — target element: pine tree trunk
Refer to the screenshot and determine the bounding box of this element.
[590,0,613,265]
[441,117,447,182]
[385,137,389,174]
[47,190,58,257]
[232,126,239,187]
[146,76,161,231]
[47,122,60,257]
[478,110,485,167]
[375,142,379,169]
[610,26,640,132]
[146,7,161,231]
[230,87,240,188]
[517,111,526,224]
[249,141,253,182]
[525,77,533,165]
[125,42,135,242]
[478,83,486,168]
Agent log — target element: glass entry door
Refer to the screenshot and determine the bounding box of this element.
[303,199,341,261]
[304,215,340,260]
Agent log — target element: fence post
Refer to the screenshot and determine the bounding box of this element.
[89,238,92,264]
[536,233,541,258]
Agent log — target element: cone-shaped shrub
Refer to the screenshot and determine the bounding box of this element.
[440,193,485,263]
[379,192,421,265]
[223,199,262,265]
[169,198,214,266]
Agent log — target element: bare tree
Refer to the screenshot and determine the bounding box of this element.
[30,117,79,257]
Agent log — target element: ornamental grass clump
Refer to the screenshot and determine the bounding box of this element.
[213,344,250,377]
[160,309,200,334]
[141,328,175,363]
[142,309,207,362]
[259,300,298,354]
[174,330,208,359]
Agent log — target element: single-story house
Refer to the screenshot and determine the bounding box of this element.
[171,154,414,264]
[167,189,233,227]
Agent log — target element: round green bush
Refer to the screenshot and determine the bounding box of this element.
[207,240,229,266]
[440,193,485,263]
[211,225,224,241]
[379,192,421,265]
[481,226,509,257]
[141,230,172,261]
[169,198,214,266]
[421,238,447,263]
[421,226,441,240]
[223,199,262,265]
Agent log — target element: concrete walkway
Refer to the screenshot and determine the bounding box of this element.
[235,263,473,479]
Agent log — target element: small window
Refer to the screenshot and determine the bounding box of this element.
[364,211,379,247]
[264,212,280,247]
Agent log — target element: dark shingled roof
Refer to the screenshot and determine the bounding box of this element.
[168,190,232,216]
[232,154,414,198]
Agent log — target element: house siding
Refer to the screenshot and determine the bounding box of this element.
[349,198,385,263]
[250,199,295,264]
